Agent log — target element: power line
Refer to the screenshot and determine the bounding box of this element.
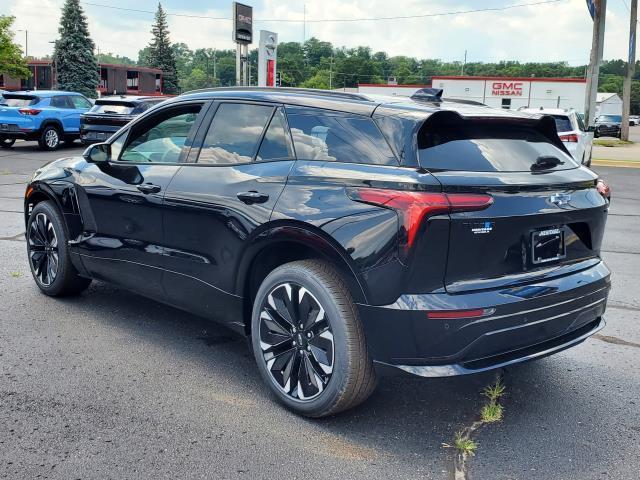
[80,0,568,24]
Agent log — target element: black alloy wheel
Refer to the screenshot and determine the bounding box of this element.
[258,282,335,401]
[251,260,377,417]
[28,212,59,287]
[26,201,91,296]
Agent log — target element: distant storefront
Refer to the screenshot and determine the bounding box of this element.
[431,76,587,112]
[0,60,164,96]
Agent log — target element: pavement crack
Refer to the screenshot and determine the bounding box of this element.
[0,232,25,242]
[608,302,640,313]
[601,249,640,256]
[593,334,640,349]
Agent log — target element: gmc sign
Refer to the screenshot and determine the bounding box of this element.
[492,82,523,96]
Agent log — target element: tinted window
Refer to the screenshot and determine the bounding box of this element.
[418,124,578,172]
[70,96,92,109]
[287,113,397,165]
[198,103,273,165]
[575,113,586,132]
[256,108,294,161]
[50,96,71,108]
[599,115,622,123]
[0,95,39,107]
[119,104,201,163]
[90,103,135,115]
[551,115,573,132]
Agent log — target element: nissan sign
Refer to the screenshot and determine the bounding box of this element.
[491,82,524,97]
[232,2,253,44]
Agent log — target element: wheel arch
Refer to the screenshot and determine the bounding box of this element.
[38,119,64,133]
[237,223,369,335]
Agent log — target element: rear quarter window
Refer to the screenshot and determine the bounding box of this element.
[286,111,397,166]
[551,115,573,133]
[418,123,578,172]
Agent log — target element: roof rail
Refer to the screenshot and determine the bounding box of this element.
[182,86,372,102]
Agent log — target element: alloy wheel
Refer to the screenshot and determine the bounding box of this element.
[259,282,335,401]
[45,129,59,148]
[28,212,59,286]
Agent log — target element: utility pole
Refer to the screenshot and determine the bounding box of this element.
[621,0,637,141]
[17,29,28,58]
[461,50,467,76]
[584,0,607,128]
[303,4,306,43]
[213,49,217,86]
[329,51,333,89]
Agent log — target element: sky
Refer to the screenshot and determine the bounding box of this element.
[2,0,637,65]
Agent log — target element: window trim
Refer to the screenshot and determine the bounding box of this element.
[189,100,286,167]
[106,100,210,166]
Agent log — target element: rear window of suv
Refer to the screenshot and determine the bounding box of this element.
[418,123,578,172]
[0,95,39,107]
[90,102,135,115]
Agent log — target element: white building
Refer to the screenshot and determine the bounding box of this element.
[357,83,432,97]
[595,92,623,117]
[429,76,587,112]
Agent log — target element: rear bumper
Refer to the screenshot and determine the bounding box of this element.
[358,260,610,377]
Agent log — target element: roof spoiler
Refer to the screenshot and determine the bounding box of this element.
[411,88,444,102]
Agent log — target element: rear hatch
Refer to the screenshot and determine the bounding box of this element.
[418,112,608,293]
[0,94,42,131]
[81,100,140,135]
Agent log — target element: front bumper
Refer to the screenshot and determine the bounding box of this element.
[358,260,610,377]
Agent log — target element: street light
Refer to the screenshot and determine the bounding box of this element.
[16,29,28,58]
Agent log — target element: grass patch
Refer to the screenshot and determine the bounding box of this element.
[10,271,22,278]
[593,139,634,147]
[454,432,478,456]
[481,378,506,403]
[480,402,504,423]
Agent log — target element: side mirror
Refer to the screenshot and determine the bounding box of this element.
[586,125,596,132]
[83,142,110,163]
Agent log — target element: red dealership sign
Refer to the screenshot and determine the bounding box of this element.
[491,82,523,96]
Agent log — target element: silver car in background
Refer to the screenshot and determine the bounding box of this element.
[520,108,593,167]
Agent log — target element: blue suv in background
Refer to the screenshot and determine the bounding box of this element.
[0,91,93,150]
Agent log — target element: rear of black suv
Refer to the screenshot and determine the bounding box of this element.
[274,99,610,378]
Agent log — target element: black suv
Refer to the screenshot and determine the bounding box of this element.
[80,95,167,145]
[24,88,610,417]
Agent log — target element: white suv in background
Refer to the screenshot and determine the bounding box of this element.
[519,108,593,167]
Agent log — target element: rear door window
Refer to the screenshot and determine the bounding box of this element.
[50,96,72,109]
[287,112,397,165]
[256,108,294,162]
[198,103,273,165]
[418,123,578,172]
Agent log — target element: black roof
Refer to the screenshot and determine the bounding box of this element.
[97,95,166,104]
[175,87,534,121]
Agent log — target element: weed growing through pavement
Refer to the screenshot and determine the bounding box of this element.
[10,271,22,278]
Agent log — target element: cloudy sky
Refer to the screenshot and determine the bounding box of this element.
[3,0,636,65]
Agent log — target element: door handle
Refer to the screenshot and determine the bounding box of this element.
[237,191,269,205]
[137,183,161,194]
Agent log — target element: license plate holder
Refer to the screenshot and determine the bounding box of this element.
[531,227,566,264]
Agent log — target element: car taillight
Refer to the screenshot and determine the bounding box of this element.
[347,188,493,247]
[426,308,495,320]
[18,108,42,116]
[559,134,579,143]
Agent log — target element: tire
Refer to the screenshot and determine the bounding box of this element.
[26,201,91,296]
[251,259,377,418]
[0,137,15,148]
[38,125,61,151]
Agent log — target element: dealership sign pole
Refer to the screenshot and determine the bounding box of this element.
[232,2,253,86]
[258,31,278,87]
[584,0,607,127]
[621,0,637,141]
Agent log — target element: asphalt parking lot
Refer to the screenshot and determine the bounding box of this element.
[1,141,638,480]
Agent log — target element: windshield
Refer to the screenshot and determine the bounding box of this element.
[89,103,135,115]
[0,96,39,107]
[599,115,621,123]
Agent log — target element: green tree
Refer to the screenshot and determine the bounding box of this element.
[97,52,137,66]
[144,3,178,94]
[301,70,331,89]
[0,16,30,80]
[52,0,99,97]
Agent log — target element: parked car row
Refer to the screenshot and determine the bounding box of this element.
[0,90,166,150]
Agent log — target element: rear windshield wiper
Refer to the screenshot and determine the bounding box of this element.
[531,156,564,171]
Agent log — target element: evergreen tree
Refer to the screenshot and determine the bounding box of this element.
[0,16,30,80]
[144,3,178,94]
[52,0,99,97]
